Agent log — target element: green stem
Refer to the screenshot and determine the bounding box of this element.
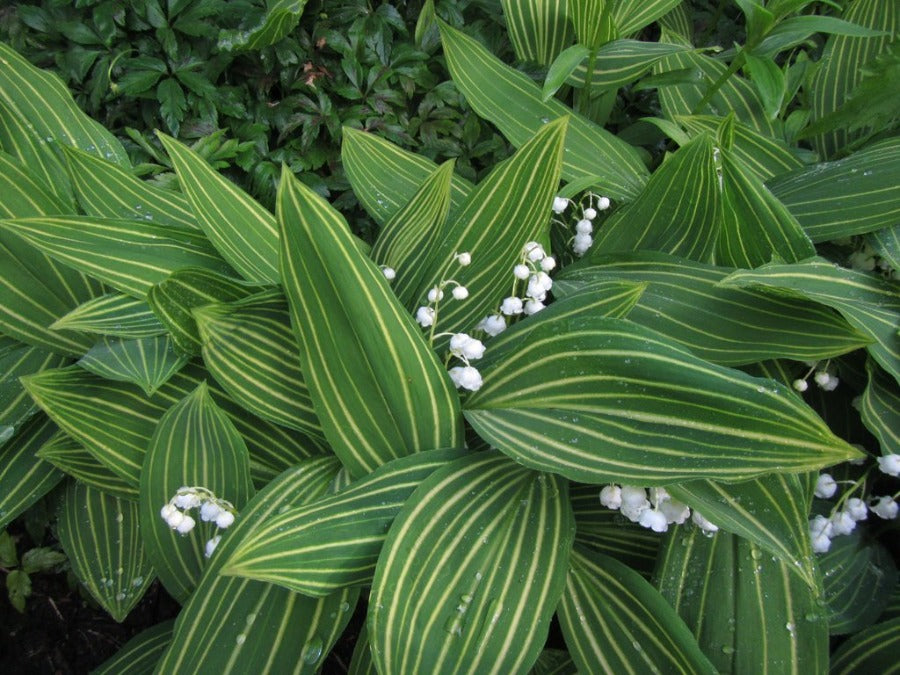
[691,48,747,115]
[575,48,598,116]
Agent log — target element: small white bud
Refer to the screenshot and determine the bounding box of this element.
[846,498,868,521]
[552,197,568,213]
[427,287,444,303]
[639,509,669,533]
[451,285,469,300]
[524,242,545,262]
[456,251,472,266]
[573,232,592,256]
[599,485,622,509]
[821,376,839,391]
[870,496,898,520]
[575,219,593,235]
[175,515,196,534]
[200,501,222,522]
[814,473,837,499]
[204,535,221,558]
[382,267,396,281]
[448,365,483,391]
[500,296,523,316]
[792,379,808,392]
[479,314,507,336]
[215,511,235,529]
[814,371,831,388]
[513,264,531,280]
[583,207,597,220]
[540,256,556,272]
[596,196,611,210]
[415,306,435,327]
[523,299,545,315]
[877,454,900,477]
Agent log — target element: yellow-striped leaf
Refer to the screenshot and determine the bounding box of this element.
[502,0,573,66]
[0,216,234,298]
[655,527,828,674]
[369,451,574,674]
[567,40,693,91]
[722,259,900,382]
[531,649,577,675]
[194,290,322,438]
[767,137,900,242]
[222,448,468,595]
[0,416,63,530]
[52,293,166,339]
[830,617,900,674]
[78,335,188,395]
[556,252,871,365]
[859,358,900,455]
[439,21,649,201]
[610,0,685,35]
[0,42,129,166]
[57,480,156,622]
[277,167,462,478]
[156,457,358,674]
[341,126,474,227]
[147,267,268,355]
[92,619,175,675]
[218,0,310,51]
[558,547,716,674]
[569,0,611,50]
[0,337,69,436]
[139,382,255,602]
[669,473,816,588]
[63,146,199,230]
[37,431,137,501]
[867,223,899,270]
[159,133,280,283]
[592,134,720,261]
[464,315,861,485]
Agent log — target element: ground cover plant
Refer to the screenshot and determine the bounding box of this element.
[0,0,899,672]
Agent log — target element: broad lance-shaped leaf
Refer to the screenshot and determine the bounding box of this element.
[369,451,574,674]
[867,223,900,271]
[654,527,828,674]
[669,474,817,588]
[830,618,900,675]
[859,359,900,455]
[147,267,269,355]
[370,160,455,306]
[221,448,468,595]
[566,40,693,91]
[408,118,568,338]
[139,383,255,603]
[819,530,897,635]
[0,42,129,166]
[0,416,63,530]
[92,619,175,675]
[37,431,137,501]
[63,146,198,230]
[610,0,684,35]
[721,259,900,383]
[158,133,279,283]
[558,548,716,674]
[218,0,310,51]
[501,0,573,66]
[0,216,234,298]
[464,315,862,486]
[23,363,327,488]
[195,290,322,438]
[439,21,648,201]
[52,292,166,339]
[156,457,358,674]
[57,481,156,622]
[767,137,900,242]
[277,167,462,478]
[556,252,871,366]
[592,134,720,262]
[341,127,473,227]
[78,335,188,395]
[0,337,69,436]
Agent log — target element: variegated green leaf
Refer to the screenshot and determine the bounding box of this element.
[722,259,900,382]
[156,457,359,674]
[502,0,573,66]
[0,216,234,298]
[569,0,611,50]
[23,364,327,488]
[767,137,900,242]
[63,146,198,230]
[57,480,156,622]
[567,40,693,91]
[464,315,861,485]
[158,133,280,283]
[556,253,871,365]
[218,0,309,51]
[820,530,897,635]
[370,451,574,674]
[0,148,68,218]
[370,160,455,306]
[0,415,63,529]
[558,547,716,674]
[341,127,474,227]
[658,2,692,41]
[439,21,649,201]
[531,649,577,675]
[830,617,900,674]
[610,0,685,35]
[348,623,376,675]
[407,118,567,338]
[867,224,900,271]
[222,448,467,595]
[52,292,166,339]
[36,431,137,501]
[669,473,816,587]
[78,335,188,395]
[859,358,900,455]
[194,290,322,438]
[147,267,268,355]
[655,527,829,674]
[570,482,660,577]
[92,619,175,675]
[0,42,129,166]
[139,382,255,603]
[592,134,720,261]
[278,167,462,478]
[0,337,68,436]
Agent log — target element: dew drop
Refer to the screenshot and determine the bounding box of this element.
[302,636,324,664]
[235,633,246,645]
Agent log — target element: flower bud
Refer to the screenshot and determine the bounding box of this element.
[382,267,396,281]
[215,511,235,529]
[552,197,568,213]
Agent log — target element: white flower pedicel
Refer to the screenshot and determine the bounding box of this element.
[160,486,237,557]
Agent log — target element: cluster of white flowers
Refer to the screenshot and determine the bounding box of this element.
[159,486,236,557]
[808,465,899,553]
[446,332,486,392]
[552,193,611,257]
[414,251,472,329]
[599,484,718,535]
[792,361,839,393]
